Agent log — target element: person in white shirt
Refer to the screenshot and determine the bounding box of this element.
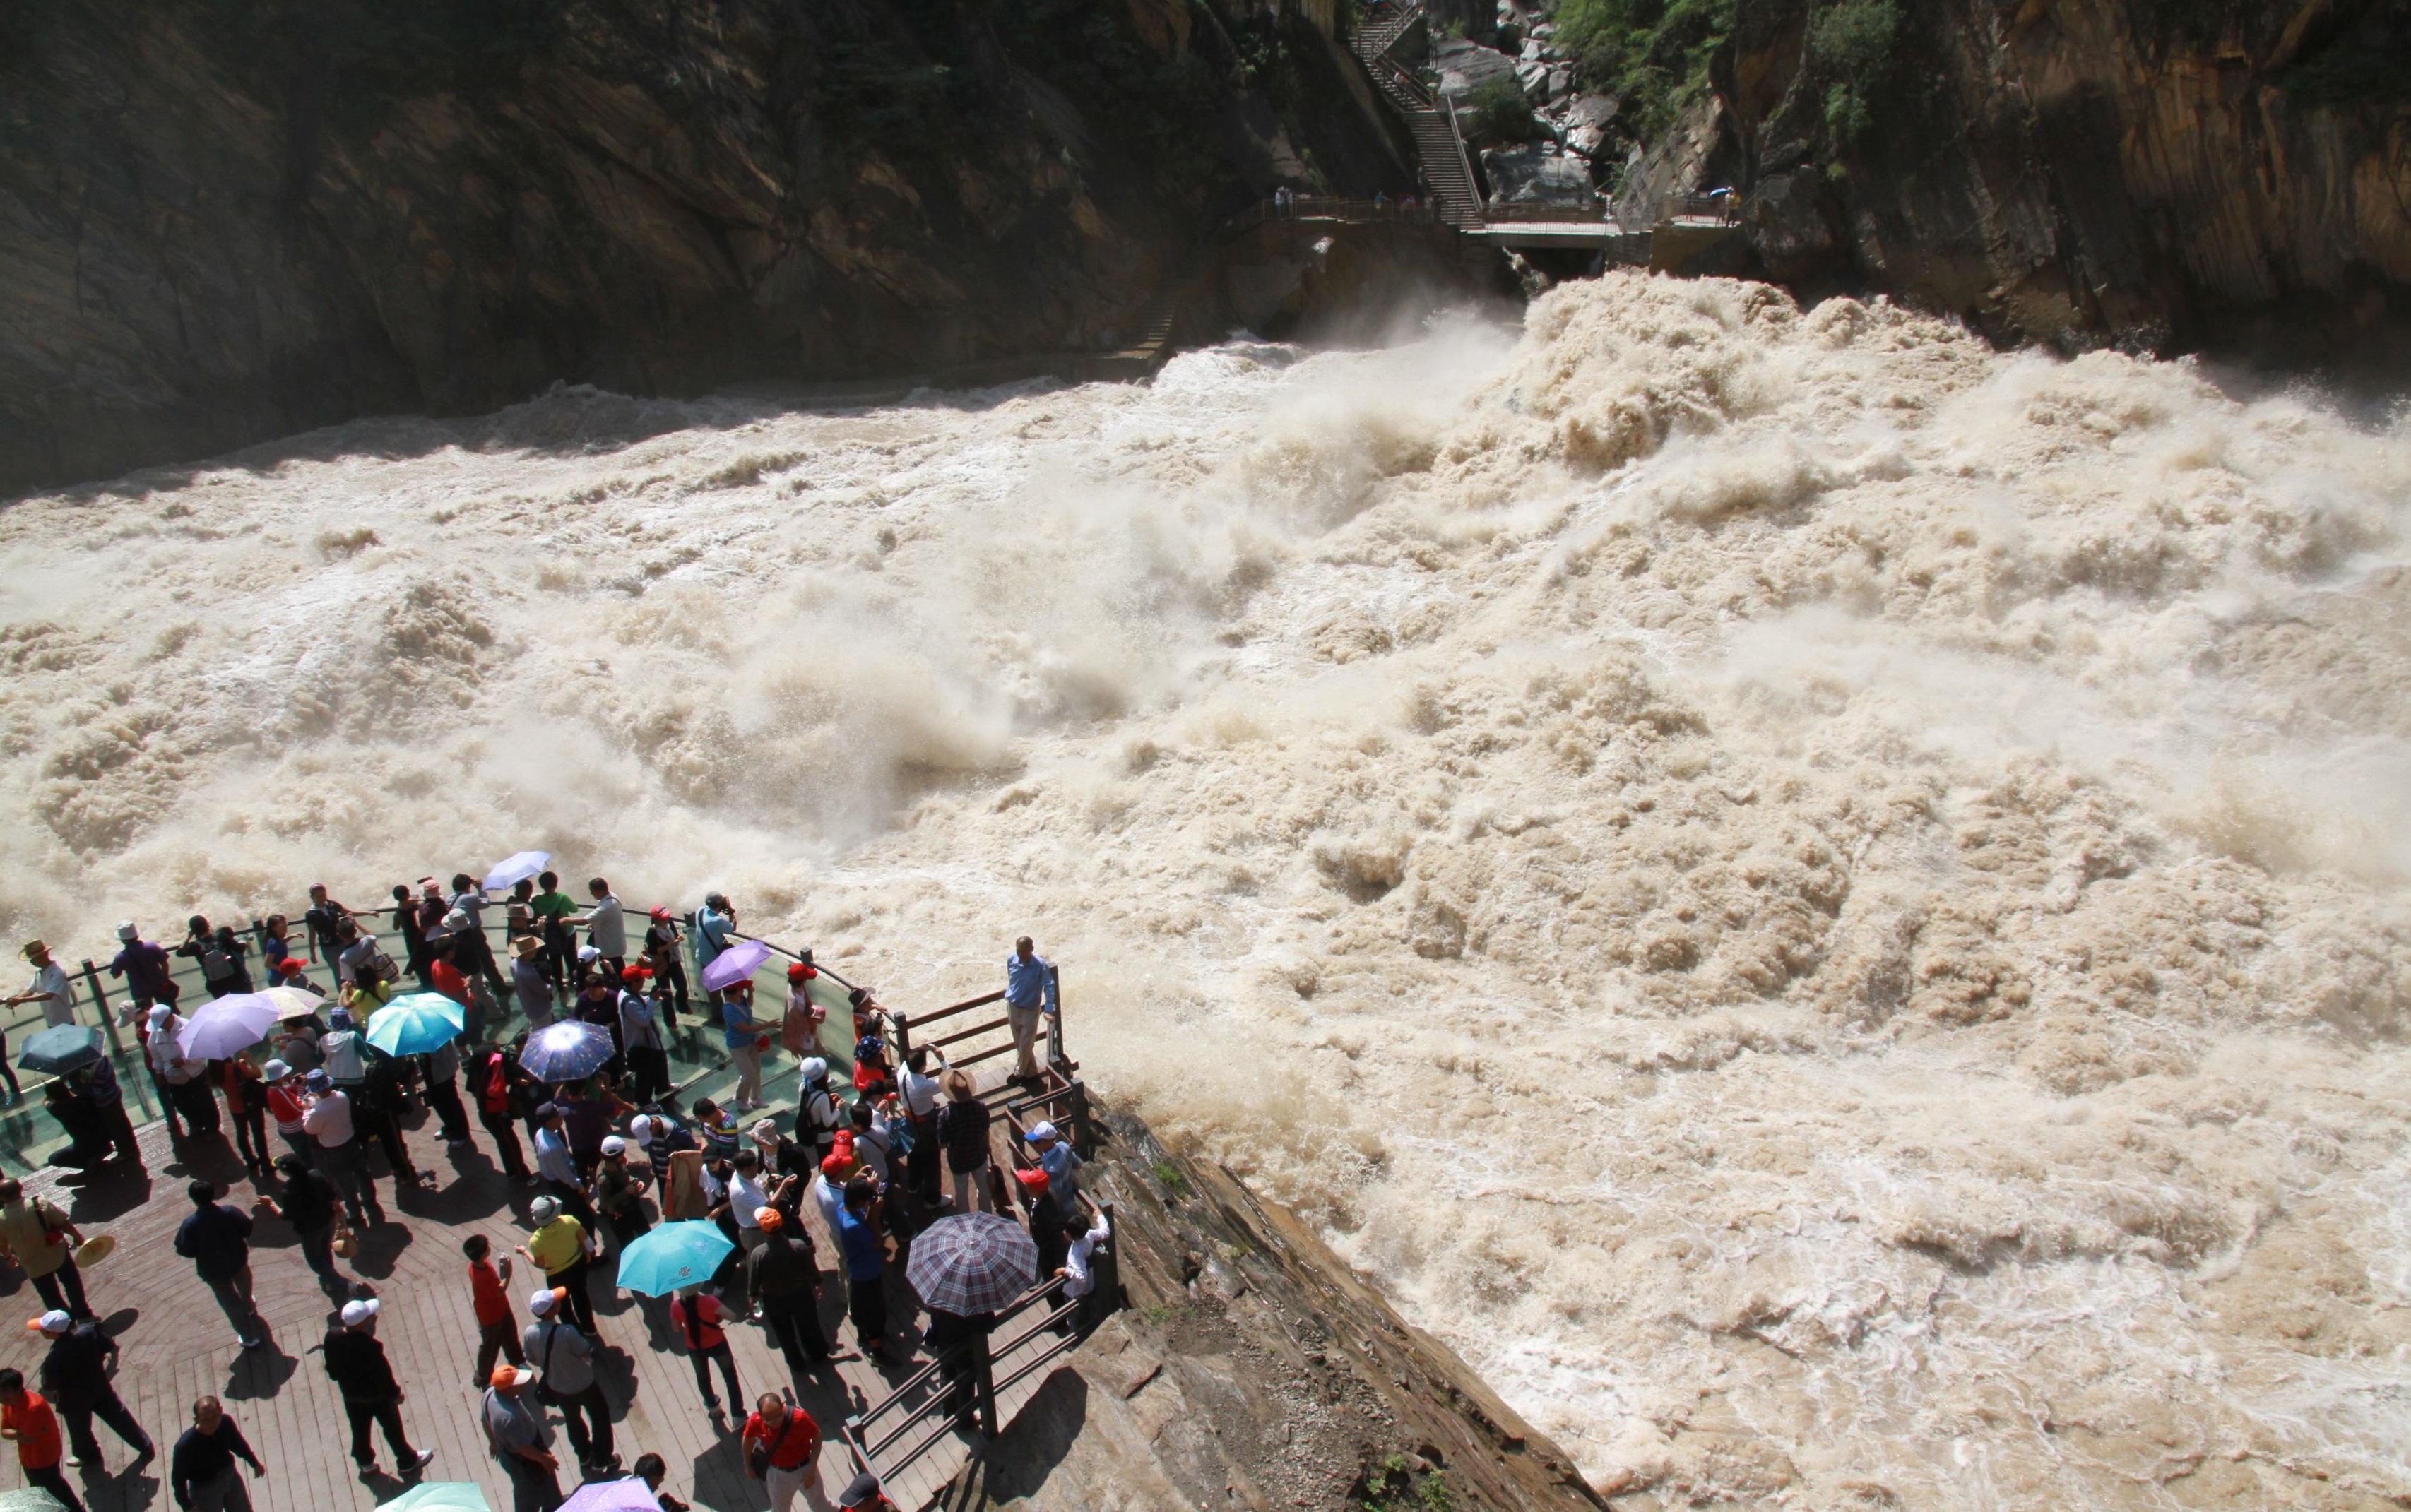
[810,1155,852,1255]
[7,941,73,1028]
[895,1048,942,1202]
[1061,1211,1111,1297]
[568,881,627,978]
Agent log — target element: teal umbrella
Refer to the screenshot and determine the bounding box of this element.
[18,1025,102,1076]
[615,1220,735,1297]
[375,1485,492,1512]
[366,993,466,1057]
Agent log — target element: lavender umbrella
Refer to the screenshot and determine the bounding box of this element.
[906,1213,1039,1315]
[519,1020,615,1082]
[177,994,281,1059]
[699,938,771,993]
[556,1478,663,1512]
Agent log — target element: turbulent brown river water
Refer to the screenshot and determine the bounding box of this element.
[6,274,2411,1507]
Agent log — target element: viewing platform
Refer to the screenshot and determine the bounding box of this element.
[0,895,1113,1511]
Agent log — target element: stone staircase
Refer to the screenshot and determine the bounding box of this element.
[1347,1,1485,226]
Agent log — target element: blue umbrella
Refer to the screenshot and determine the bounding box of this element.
[615,1220,735,1297]
[366,993,466,1057]
[520,1020,614,1083]
[18,1025,102,1076]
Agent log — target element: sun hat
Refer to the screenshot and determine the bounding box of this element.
[528,1287,564,1316]
[600,1136,627,1157]
[750,1119,782,1145]
[1024,1121,1058,1143]
[800,1057,827,1082]
[261,1059,292,1082]
[442,909,470,933]
[530,1196,562,1224]
[115,922,137,941]
[304,1069,333,1092]
[20,941,44,960]
[327,1007,353,1029]
[491,1364,535,1389]
[511,936,544,960]
[340,1299,379,1327]
[30,1311,69,1335]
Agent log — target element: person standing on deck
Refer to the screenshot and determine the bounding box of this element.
[302,885,354,967]
[523,1287,615,1476]
[691,893,735,1006]
[35,1310,151,1472]
[322,1298,435,1480]
[1003,936,1058,1081]
[742,1393,834,1512]
[450,872,509,996]
[481,1364,562,1512]
[511,936,556,1028]
[723,982,765,1112]
[529,872,578,1001]
[107,922,177,1013]
[174,1181,268,1352]
[8,941,74,1028]
[0,1180,93,1321]
[0,1367,82,1512]
[937,1071,993,1214]
[618,967,669,1104]
[568,879,627,982]
[169,1395,264,1512]
[463,1234,527,1386]
[254,1153,348,1295]
[391,884,434,989]
[644,907,689,1027]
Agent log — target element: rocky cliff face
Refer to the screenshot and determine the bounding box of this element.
[0,0,1399,494]
[1717,0,2411,356]
[973,1106,1606,1511]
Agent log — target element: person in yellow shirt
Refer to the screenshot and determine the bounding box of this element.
[514,1197,600,1339]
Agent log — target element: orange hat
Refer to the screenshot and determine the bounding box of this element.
[756,1207,785,1232]
[491,1364,535,1389]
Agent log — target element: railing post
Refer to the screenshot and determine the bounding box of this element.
[1093,1199,1121,1321]
[1067,1078,1094,1160]
[891,1011,913,1067]
[1045,964,1065,1071]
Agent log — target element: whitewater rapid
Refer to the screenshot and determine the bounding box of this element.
[5,273,2410,1507]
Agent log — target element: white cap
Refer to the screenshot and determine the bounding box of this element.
[600,1136,626,1156]
[528,1289,559,1316]
[577,945,600,963]
[148,1005,171,1028]
[115,922,137,941]
[1025,1121,1058,1143]
[35,1310,70,1335]
[340,1299,379,1327]
[627,1115,656,1140]
[800,1057,827,1081]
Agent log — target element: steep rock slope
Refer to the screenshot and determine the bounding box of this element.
[0,0,1397,494]
[1719,0,2411,355]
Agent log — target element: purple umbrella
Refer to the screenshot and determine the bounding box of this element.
[556,1480,662,1512]
[519,1020,615,1083]
[699,938,771,993]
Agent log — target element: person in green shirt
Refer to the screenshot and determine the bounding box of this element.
[530,873,577,1000]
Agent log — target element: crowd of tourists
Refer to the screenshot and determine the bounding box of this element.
[0,868,1111,1512]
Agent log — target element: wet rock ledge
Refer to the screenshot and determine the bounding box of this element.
[962,1104,1605,1511]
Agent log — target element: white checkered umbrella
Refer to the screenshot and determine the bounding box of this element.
[906,1213,1038,1316]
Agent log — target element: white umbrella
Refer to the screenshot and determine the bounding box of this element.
[483,850,551,891]
[177,994,281,1059]
[263,985,329,1022]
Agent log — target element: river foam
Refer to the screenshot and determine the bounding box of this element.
[5,273,2410,1506]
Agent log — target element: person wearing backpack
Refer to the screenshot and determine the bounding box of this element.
[477,1047,535,1182]
[666,1285,744,1417]
[741,1393,832,1512]
[177,917,244,1001]
[522,1288,614,1476]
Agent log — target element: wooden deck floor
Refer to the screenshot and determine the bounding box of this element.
[0,1064,1070,1512]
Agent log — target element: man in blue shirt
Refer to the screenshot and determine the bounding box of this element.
[836,1192,887,1359]
[1003,937,1057,1081]
[174,1182,267,1351]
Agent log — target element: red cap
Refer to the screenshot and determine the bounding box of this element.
[277,958,307,974]
[819,1153,851,1176]
[649,906,671,922]
[621,964,653,984]
[786,962,817,982]
[1015,1167,1050,1193]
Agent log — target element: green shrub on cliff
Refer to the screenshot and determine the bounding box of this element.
[1463,76,1539,145]
[1551,0,1734,140]
[1809,0,1903,145]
